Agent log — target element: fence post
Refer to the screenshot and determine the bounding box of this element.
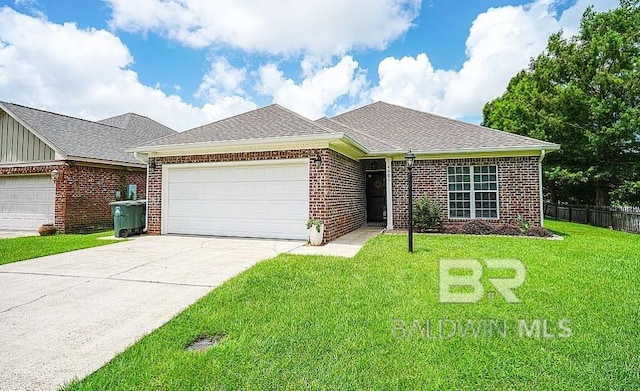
[568,206,572,223]
[585,206,590,225]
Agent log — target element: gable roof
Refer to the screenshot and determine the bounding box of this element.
[315,117,397,151]
[98,113,175,145]
[137,104,335,147]
[0,101,175,165]
[331,101,559,153]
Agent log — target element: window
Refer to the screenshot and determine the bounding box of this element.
[448,165,498,219]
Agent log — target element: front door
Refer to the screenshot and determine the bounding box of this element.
[366,171,386,223]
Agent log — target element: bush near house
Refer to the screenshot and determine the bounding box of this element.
[437,220,553,237]
[412,196,443,232]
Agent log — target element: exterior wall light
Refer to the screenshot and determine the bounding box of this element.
[312,154,322,167]
[50,169,60,182]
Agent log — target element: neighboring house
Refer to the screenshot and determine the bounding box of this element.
[130,101,560,243]
[0,102,175,232]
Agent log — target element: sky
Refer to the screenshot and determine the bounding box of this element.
[0,0,619,131]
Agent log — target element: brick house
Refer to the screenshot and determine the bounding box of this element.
[0,102,175,233]
[130,102,559,243]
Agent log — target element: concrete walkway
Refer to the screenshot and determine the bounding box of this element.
[0,230,38,239]
[0,235,303,391]
[290,226,382,257]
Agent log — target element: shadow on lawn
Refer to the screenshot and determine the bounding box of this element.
[548,228,571,237]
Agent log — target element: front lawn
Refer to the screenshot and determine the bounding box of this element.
[0,231,119,265]
[66,221,639,390]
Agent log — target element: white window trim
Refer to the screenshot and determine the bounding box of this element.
[447,165,500,220]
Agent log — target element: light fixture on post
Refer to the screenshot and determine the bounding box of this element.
[50,169,59,182]
[405,150,416,253]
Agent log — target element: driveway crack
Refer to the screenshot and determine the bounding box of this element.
[106,246,203,279]
[0,279,92,314]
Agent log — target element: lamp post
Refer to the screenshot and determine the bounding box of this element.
[405,150,416,253]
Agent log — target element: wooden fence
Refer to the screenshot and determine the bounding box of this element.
[544,203,640,234]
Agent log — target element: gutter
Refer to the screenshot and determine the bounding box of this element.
[127,132,370,158]
[367,144,561,157]
[133,151,148,164]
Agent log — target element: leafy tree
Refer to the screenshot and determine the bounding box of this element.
[483,1,640,206]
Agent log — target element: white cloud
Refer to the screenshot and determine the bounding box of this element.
[257,56,367,119]
[0,7,262,130]
[370,0,619,119]
[195,57,257,122]
[371,53,455,113]
[104,0,420,56]
[0,7,205,130]
[197,58,247,99]
[202,96,257,123]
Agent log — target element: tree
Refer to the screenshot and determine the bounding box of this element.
[483,1,640,206]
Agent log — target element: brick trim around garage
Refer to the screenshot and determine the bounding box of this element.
[0,163,146,233]
[147,149,366,243]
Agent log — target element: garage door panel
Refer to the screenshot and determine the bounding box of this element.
[168,217,304,240]
[0,175,55,230]
[165,162,309,239]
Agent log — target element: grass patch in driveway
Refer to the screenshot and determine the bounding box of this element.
[0,231,119,265]
[65,221,639,390]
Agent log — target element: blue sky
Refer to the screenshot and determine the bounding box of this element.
[0,0,618,130]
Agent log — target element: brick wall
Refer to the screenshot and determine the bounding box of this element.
[392,156,541,229]
[147,149,366,243]
[325,150,366,240]
[0,163,146,233]
[57,164,146,233]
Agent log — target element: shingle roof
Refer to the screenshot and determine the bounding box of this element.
[331,101,558,152]
[0,102,175,164]
[138,104,334,147]
[98,113,176,146]
[315,117,397,151]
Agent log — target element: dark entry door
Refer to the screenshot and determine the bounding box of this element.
[366,171,386,223]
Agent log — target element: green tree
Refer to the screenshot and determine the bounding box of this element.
[483,1,640,206]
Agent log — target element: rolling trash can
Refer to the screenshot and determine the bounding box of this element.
[109,200,147,238]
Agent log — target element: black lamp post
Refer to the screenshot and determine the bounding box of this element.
[405,150,416,253]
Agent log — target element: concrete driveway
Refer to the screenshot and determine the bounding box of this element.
[0,235,304,391]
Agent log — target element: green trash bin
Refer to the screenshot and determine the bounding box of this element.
[109,200,147,238]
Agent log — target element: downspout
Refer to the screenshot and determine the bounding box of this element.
[539,150,546,227]
[134,152,150,232]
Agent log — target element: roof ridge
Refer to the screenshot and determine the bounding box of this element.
[269,104,334,134]
[370,101,555,145]
[182,104,278,133]
[119,113,133,129]
[319,117,399,149]
[0,101,125,130]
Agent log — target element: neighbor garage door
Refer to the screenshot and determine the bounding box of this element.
[0,175,55,230]
[164,160,309,240]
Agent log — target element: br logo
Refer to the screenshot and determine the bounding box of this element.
[439,259,525,303]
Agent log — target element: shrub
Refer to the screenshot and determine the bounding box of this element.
[525,226,553,237]
[516,214,531,234]
[460,219,496,235]
[494,224,523,236]
[413,196,443,232]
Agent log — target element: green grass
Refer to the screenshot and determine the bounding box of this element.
[66,221,639,390]
[0,231,119,265]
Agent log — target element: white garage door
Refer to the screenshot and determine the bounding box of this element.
[0,175,55,230]
[164,160,309,240]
